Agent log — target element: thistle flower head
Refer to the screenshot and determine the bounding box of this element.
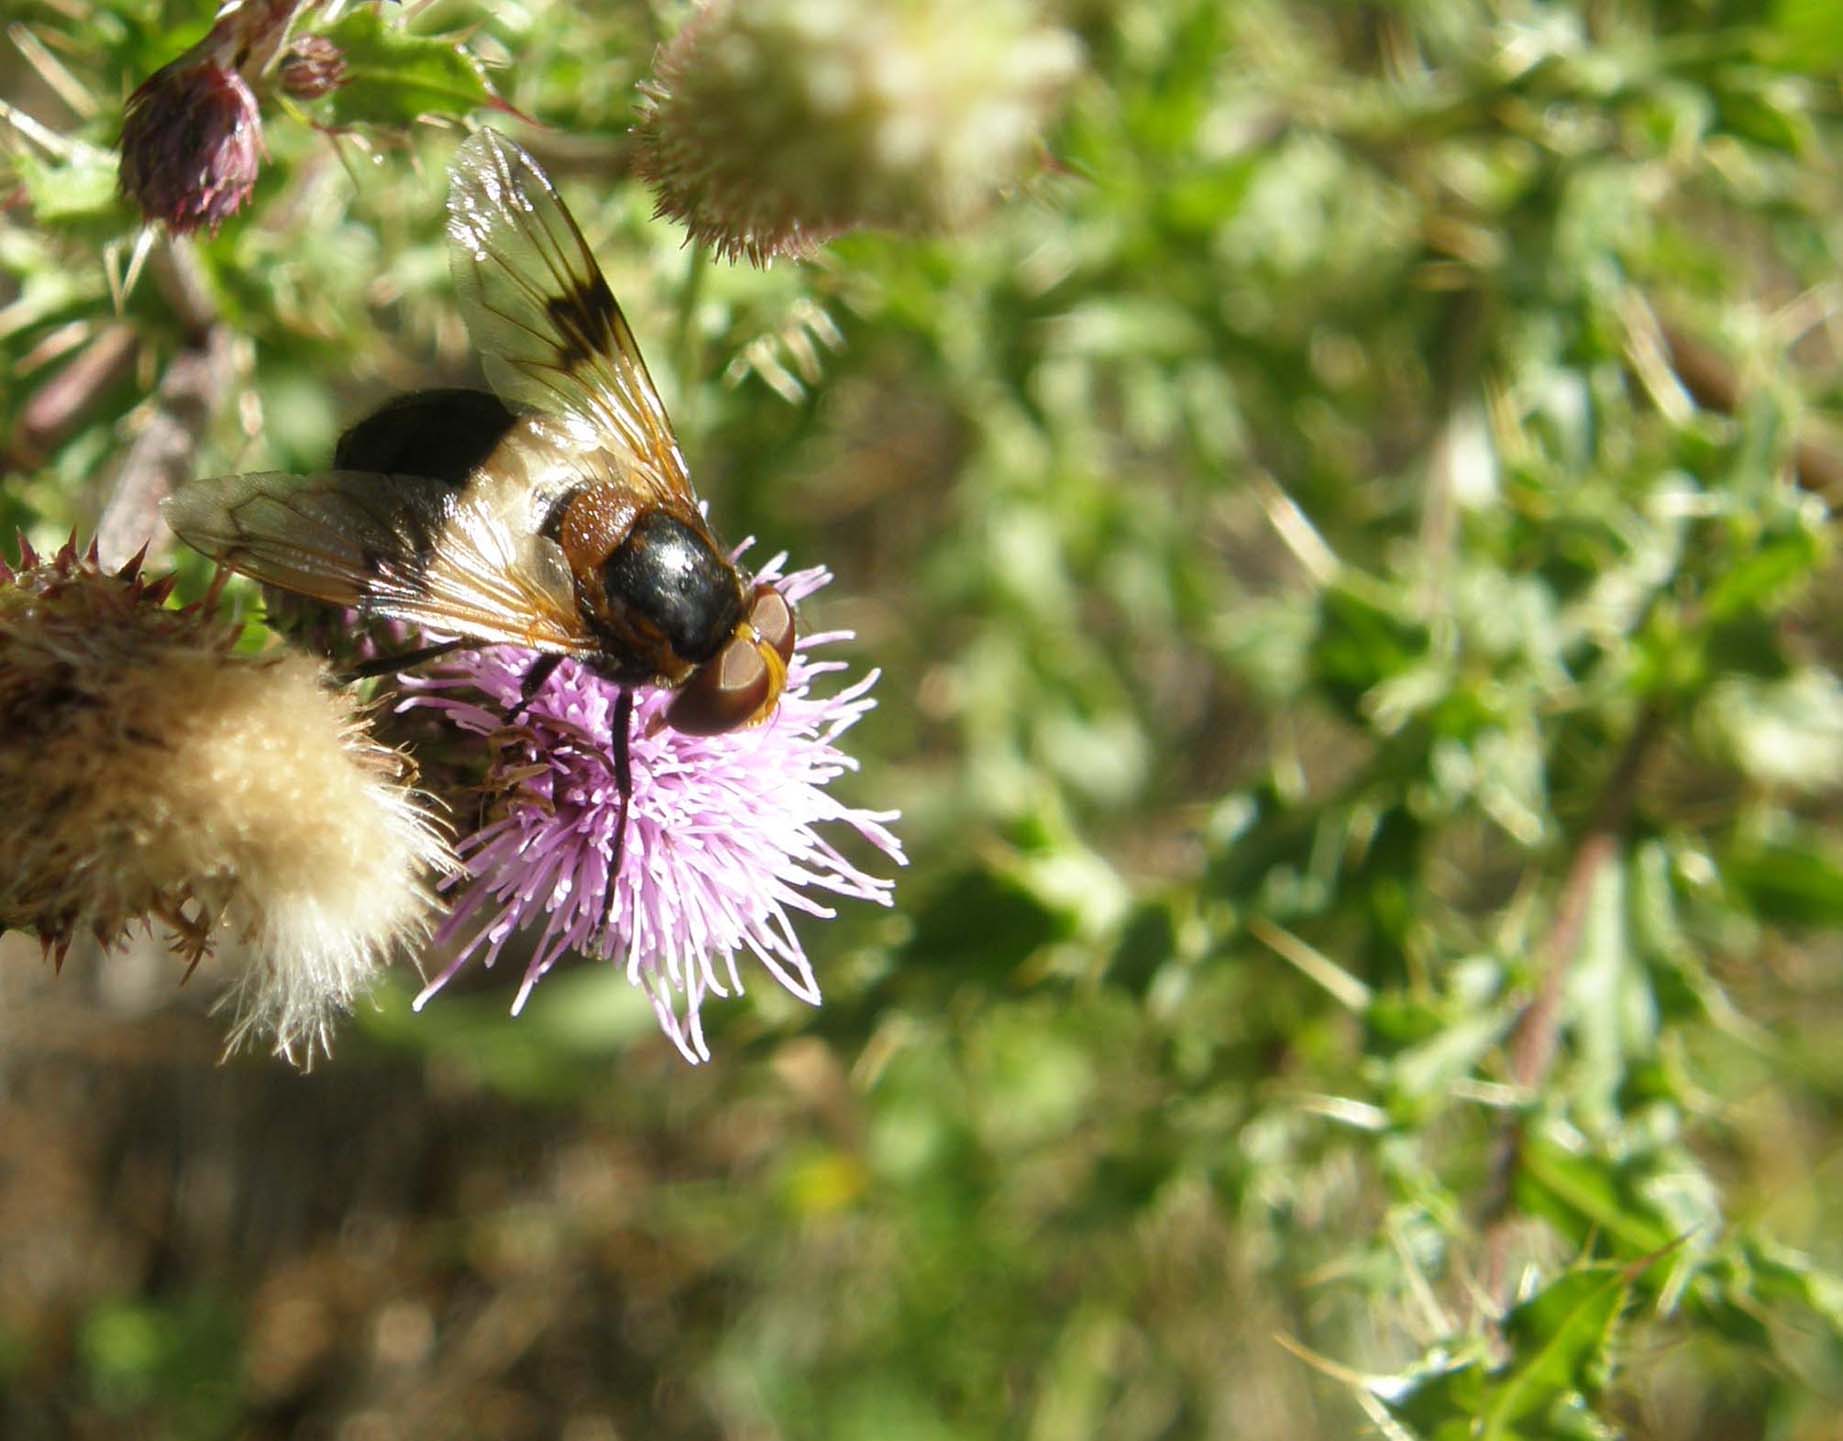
[0,536,456,1063]
[402,559,904,1062]
[632,0,1081,263]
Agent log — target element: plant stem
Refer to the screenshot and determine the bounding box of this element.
[1481,704,1665,1300]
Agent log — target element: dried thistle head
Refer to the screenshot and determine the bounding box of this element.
[0,537,457,1063]
[632,0,1081,264]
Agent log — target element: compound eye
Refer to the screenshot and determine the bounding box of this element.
[665,635,773,736]
[750,585,796,665]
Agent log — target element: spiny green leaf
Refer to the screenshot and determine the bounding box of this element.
[1381,1358,1490,1441]
[1492,1267,1629,1424]
[1513,1138,1677,1258]
[1381,1266,1631,1441]
[311,11,503,127]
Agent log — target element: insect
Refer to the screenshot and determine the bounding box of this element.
[163,127,797,885]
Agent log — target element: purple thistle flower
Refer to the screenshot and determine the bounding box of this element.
[400,559,903,1062]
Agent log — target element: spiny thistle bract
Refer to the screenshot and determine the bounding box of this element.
[632,0,1081,263]
[0,537,457,1063]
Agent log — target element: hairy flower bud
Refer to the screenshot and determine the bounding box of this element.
[0,537,457,1063]
[279,34,348,100]
[116,1,315,233]
[119,55,264,234]
[632,0,1081,264]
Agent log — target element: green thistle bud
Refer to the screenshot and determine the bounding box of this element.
[632,0,1081,264]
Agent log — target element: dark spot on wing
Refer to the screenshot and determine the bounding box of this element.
[546,272,619,371]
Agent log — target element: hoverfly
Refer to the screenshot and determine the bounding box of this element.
[163,128,797,881]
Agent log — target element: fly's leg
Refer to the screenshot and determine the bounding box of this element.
[509,652,566,722]
[604,687,635,921]
[343,636,476,682]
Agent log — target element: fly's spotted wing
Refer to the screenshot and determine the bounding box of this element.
[446,128,693,509]
[162,469,596,654]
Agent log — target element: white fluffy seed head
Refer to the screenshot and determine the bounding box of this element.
[0,543,457,1064]
[162,649,458,1062]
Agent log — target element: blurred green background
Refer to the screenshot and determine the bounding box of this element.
[5,1,1843,1436]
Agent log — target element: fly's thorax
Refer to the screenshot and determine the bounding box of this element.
[559,489,747,683]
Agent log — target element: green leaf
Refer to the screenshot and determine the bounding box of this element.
[1564,857,1658,1131]
[1493,1267,1628,1423]
[312,11,502,126]
[1723,841,1843,928]
[14,149,125,226]
[1765,0,1843,71]
[1742,1238,1843,1343]
[1382,1359,1491,1441]
[1513,1138,1677,1258]
[1108,899,1178,996]
[1714,85,1812,154]
[1700,669,1843,789]
[1382,1266,1631,1440]
[1703,525,1824,621]
[1384,1005,1514,1118]
[901,866,1066,978]
[1310,583,1430,719]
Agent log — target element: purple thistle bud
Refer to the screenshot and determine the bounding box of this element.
[119,53,264,235]
[116,0,316,234]
[278,35,348,101]
[400,560,904,1062]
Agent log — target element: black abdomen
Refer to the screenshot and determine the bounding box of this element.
[601,512,745,665]
[335,389,519,486]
